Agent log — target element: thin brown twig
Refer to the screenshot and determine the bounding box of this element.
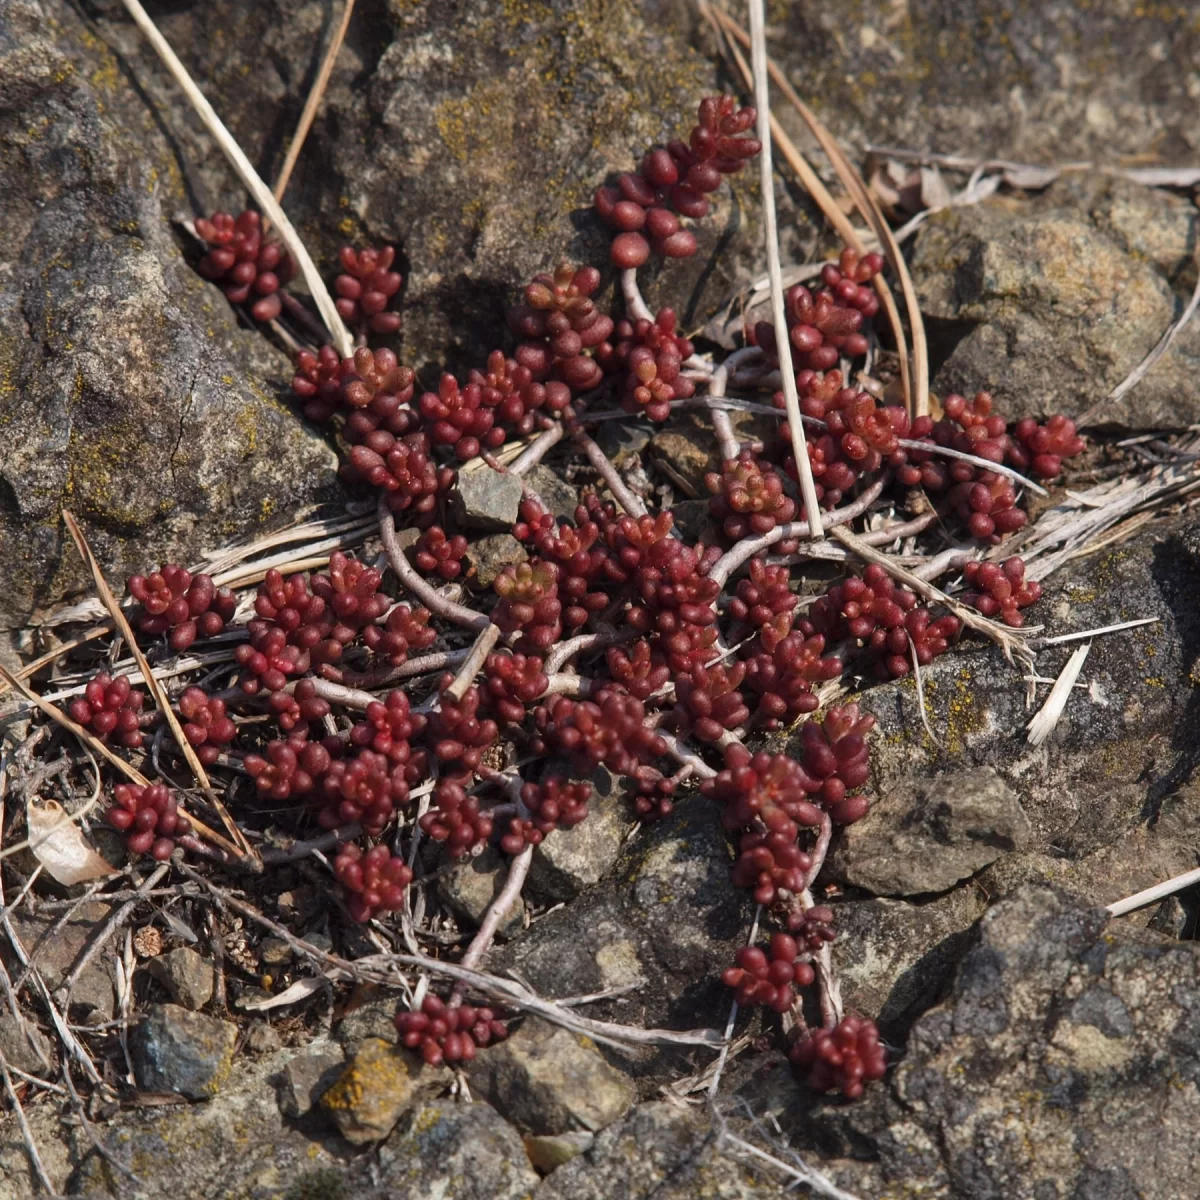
[271,0,356,205]
[444,624,502,703]
[61,512,256,865]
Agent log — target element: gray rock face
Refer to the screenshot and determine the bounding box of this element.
[466,532,527,588]
[130,1004,237,1100]
[778,888,1200,1200]
[829,767,1030,896]
[377,1100,540,1200]
[6,902,116,1019]
[910,188,1200,428]
[275,1040,344,1118]
[0,1010,52,1077]
[0,0,337,631]
[454,462,524,531]
[469,1017,636,1135]
[146,947,214,1011]
[771,1,1200,166]
[438,846,526,936]
[536,1102,784,1200]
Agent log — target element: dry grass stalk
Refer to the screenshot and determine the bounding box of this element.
[0,663,242,860]
[271,0,356,204]
[118,0,353,356]
[703,3,922,418]
[62,513,256,865]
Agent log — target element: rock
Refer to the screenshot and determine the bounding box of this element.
[832,888,987,1042]
[536,1102,782,1199]
[257,937,292,969]
[243,1021,280,1056]
[597,421,652,467]
[529,777,635,902]
[470,1017,636,1135]
[525,464,579,520]
[454,463,524,531]
[0,0,337,633]
[846,518,1200,877]
[1149,895,1195,939]
[650,412,722,494]
[910,193,1200,428]
[496,800,752,1040]
[377,1099,540,1200]
[146,947,214,1011]
[828,767,1031,896]
[771,1,1200,170]
[523,1129,594,1172]
[777,887,1200,1200]
[6,902,115,1019]
[0,1010,52,1077]
[438,846,526,936]
[320,1037,448,1145]
[276,1040,345,1118]
[335,995,400,1051]
[130,1005,237,1100]
[466,532,527,589]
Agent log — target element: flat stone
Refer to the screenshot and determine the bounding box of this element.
[378,1100,540,1200]
[466,533,527,588]
[829,766,1030,896]
[454,463,523,531]
[0,1010,53,1077]
[650,412,722,493]
[147,947,214,1011]
[469,1017,636,1135]
[529,784,635,902]
[525,463,578,519]
[523,1129,593,1172]
[537,1102,780,1199]
[597,421,652,466]
[320,1038,448,1145]
[276,1041,345,1118]
[7,903,116,1019]
[335,995,399,1050]
[438,846,525,935]
[131,1004,237,1100]
[257,937,292,968]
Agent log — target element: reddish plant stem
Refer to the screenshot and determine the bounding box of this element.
[571,428,647,517]
[621,267,654,323]
[710,347,761,462]
[379,497,490,631]
[325,648,471,690]
[707,475,889,589]
[308,678,377,711]
[656,730,717,781]
[509,423,565,475]
[261,823,363,865]
[544,628,636,674]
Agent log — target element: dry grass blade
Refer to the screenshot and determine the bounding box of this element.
[1026,642,1091,747]
[1,1057,59,1199]
[272,0,356,204]
[61,512,256,864]
[0,624,114,702]
[117,0,353,357]
[0,663,242,859]
[747,0,823,536]
[1107,864,1200,918]
[829,526,1032,667]
[700,4,914,417]
[1078,270,1200,427]
[709,5,929,419]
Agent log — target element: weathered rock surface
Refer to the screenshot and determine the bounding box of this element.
[438,846,526,936]
[910,188,1200,428]
[0,0,337,632]
[470,1017,636,1135]
[829,766,1030,896]
[773,887,1200,1200]
[320,1036,448,1145]
[130,1005,237,1100]
[767,1,1200,167]
[6,902,117,1019]
[275,1039,344,1118]
[146,947,214,1011]
[536,1101,784,1199]
[378,1100,541,1200]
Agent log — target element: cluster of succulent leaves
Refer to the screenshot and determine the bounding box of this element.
[85,96,1085,1097]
